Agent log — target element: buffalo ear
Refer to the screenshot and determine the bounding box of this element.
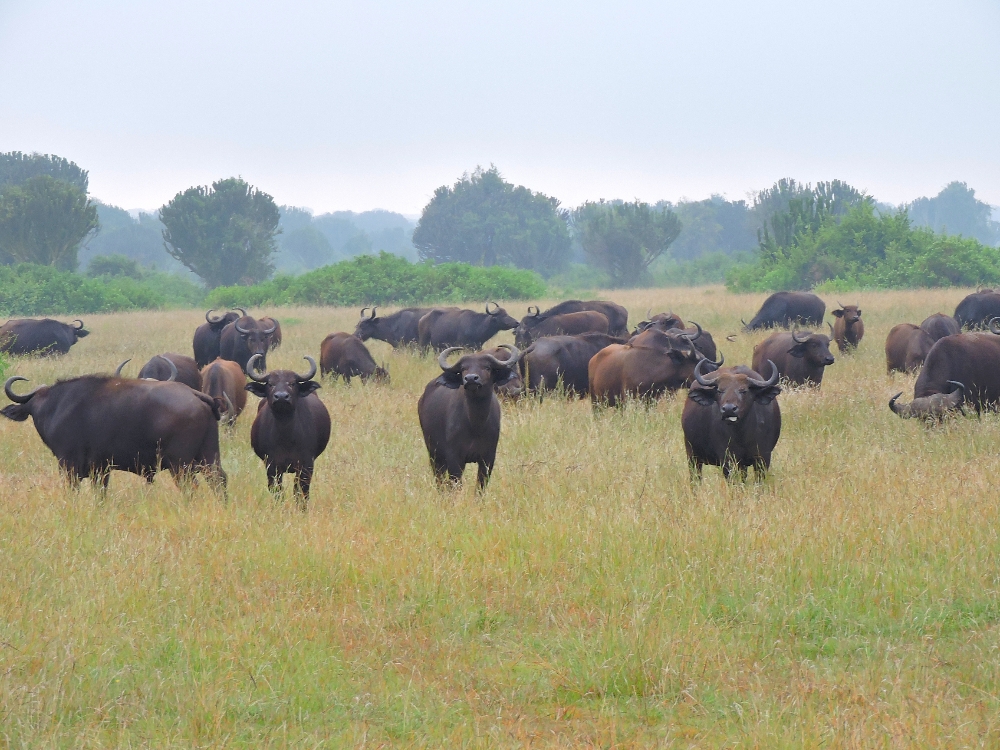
[751,385,781,405]
[687,386,717,406]
[832,309,844,317]
[245,382,268,398]
[491,366,515,387]
[0,403,30,421]
[298,380,321,396]
[435,370,463,389]
[667,350,688,363]
[787,343,807,358]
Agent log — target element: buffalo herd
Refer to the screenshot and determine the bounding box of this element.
[3,288,1000,494]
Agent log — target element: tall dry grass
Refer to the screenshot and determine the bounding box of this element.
[2,287,999,747]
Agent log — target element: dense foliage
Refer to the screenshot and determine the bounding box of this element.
[661,196,758,259]
[0,176,98,269]
[906,181,1000,247]
[0,151,89,193]
[413,166,571,276]
[205,252,546,308]
[160,178,281,287]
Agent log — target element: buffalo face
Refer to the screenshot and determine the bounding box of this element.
[485,302,519,331]
[788,329,835,368]
[354,307,380,341]
[690,359,781,425]
[234,317,277,366]
[437,345,520,399]
[245,355,320,417]
[832,304,862,327]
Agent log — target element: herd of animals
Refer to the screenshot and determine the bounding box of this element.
[3,288,1000,500]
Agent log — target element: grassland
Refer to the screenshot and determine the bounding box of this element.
[2,287,1000,747]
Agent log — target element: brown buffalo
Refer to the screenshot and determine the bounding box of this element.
[517,300,630,340]
[201,358,248,425]
[193,309,243,367]
[520,332,624,396]
[913,323,1000,411]
[589,328,707,406]
[885,323,934,373]
[830,303,864,352]
[919,313,960,341]
[513,310,609,348]
[633,311,685,335]
[752,328,834,386]
[890,381,966,422]
[319,332,388,383]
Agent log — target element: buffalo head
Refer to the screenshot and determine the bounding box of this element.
[245,355,321,417]
[234,316,277,366]
[353,307,380,341]
[788,327,835,367]
[690,358,781,424]
[70,319,90,340]
[485,302,519,331]
[890,381,966,421]
[437,344,521,398]
[832,302,862,326]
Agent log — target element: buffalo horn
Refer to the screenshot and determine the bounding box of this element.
[235,320,250,334]
[296,356,318,382]
[223,392,234,417]
[72,319,85,330]
[484,344,521,369]
[889,392,904,414]
[828,322,835,335]
[206,309,224,324]
[438,347,463,371]
[234,307,247,318]
[360,307,370,319]
[370,307,378,319]
[159,355,178,382]
[693,356,724,386]
[4,375,44,404]
[681,321,703,341]
[261,319,277,335]
[245,354,268,382]
[748,360,779,388]
[527,305,539,316]
[946,380,966,401]
[791,326,810,344]
[114,359,131,377]
[989,317,1000,335]
[485,302,499,315]
[837,301,845,311]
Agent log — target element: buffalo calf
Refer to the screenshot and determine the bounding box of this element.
[830,303,864,352]
[201,358,248,425]
[319,332,388,383]
[885,324,934,373]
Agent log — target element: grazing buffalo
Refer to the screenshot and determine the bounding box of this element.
[513,310,609,348]
[830,303,864,352]
[137,353,202,390]
[245,355,331,505]
[192,309,243,367]
[954,289,1000,329]
[417,345,521,489]
[890,381,966,422]
[0,318,89,356]
[920,313,960,341]
[417,303,519,351]
[589,328,707,406]
[482,346,524,399]
[682,359,782,480]
[220,314,278,371]
[913,325,1000,411]
[1,374,225,490]
[520,332,623,396]
[752,328,834,386]
[519,300,630,339]
[885,324,934,373]
[354,307,448,348]
[201,358,248,425]
[319,332,389,383]
[743,292,826,330]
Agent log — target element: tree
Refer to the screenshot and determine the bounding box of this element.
[0,175,98,269]
[662,195,757,259]
[572,201,682,287]
[413,166,572,276]
[159,178,280,287]
[907,182,1000,247]
[0,151,89,193]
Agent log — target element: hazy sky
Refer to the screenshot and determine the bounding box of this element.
[1,0,998,215]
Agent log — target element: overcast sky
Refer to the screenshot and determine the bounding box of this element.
[1,0,998,215]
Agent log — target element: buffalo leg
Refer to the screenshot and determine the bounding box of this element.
[266,465,284,493]
[293,464,314,510]
[476,456,495,491]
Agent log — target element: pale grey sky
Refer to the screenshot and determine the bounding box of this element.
[1,0,997,214]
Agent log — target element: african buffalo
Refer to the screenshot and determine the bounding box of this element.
[589,328,707,406]
[1,374,226,490]
[632,311,685,335]
[513,310,609,348]
[319,332,388,383]
[954,290,1000,330]
[482,346,524,399]
[519,300,630,339]
[245,355,331,505]
[920,313,960,341]
[201,358,247,425]
[682,359,782,480]
[519,332,624,396]
[890,381,966,422]
[913,324,1000,411]
[830,303,864,352]
[193,309,243,367]
[137,353,202,390]
[752,328,834,386]
[417,303,519,351]
[885,324,934,373]
[354,307,450,348]
[263,317,282,350]
[220,314,278,371]
[0,318,89,356]
[743,292,826,330]
[417,345,521,489]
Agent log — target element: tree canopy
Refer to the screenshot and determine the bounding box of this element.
[906,181,1000,247]
[0,151,89,193]
[159,178,280,287]
[413,166,572,276]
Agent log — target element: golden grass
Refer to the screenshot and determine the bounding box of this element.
[2,287,1000,747]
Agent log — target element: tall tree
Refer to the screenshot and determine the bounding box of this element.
[0,151,89,193]
[413,166,571,276]
[0,175,97,269]
[159,178,280,287]
[572,201,682,287]
[907,182,1000,247]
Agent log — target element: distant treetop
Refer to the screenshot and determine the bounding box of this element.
[0,151,89,194]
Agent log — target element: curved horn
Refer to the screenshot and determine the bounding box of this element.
[791,326,810,343]
[889,392,904,414]
[693,357,721,387]
[223,392,234,417]
[4,375,43,404]
[234,307,247,318]
[946,380,966,402]
[159,355,178,382]
[206,309,224,324]
[235,320,250,334]
[261,319,277,335]
[646,308,652,319]
[486,302,500,315]
[484,344,521,369]
[681,321,703,341]
[747,359,779,388]
[828,322,835,335]
[438,347,463,371]
[527,305,540,317]
[370,306,378,319]
[245,354,267,382]
[741,318,749,329]
[295,356,318,382]
[989,317,1000,335]
[72,319,85,330]
[114,359,130,377]
[360,307,370,319]
[837,301,845,311]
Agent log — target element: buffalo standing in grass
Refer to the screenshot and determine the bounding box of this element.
[1,374,226,490]
[0,318,89,356]
[954,290,1000,330]
[193,309,243,367]
[201,358,248,425]
[354,307,453,348]
[517,300,630,340]
[913,322,1000,411]
[890,381,966,422]
[513,310,610,348]
[245,355,331,505]
[830,303,864,352]
[319,332,389,383]
[920,313,960,341]
[220,314,278,371]
[520,333,624,396]
[682,359,782,480]
[752,328,834,386]
[589,328,707,406]
[885,324,935,373]
[418,304,519,351]
[743,292,825,330]
[417,345,520,489]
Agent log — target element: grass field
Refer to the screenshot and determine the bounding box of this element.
[2,287,1000,747]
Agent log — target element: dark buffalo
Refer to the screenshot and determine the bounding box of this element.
[518,300,629,339]
[743,292,826,330]
[890,381,966,422]
[752,328,834,386]
[245,355,331,505]
[632,311,685,335]
[482,346,524,399]
[319,332,389,383]
[954,290,1000,329]
[0,318,89,356]
[913,325,1000,411]
[885,324,934,373]
[682,359,782,480]
[513,310,609,348]
[520,332,624,396]
[200,358,248,425]
[920,313,960,341]
[192,309,243,367]
[589,328,707,406]
[220,315,278,371]
[417,303,519,351]
[354,307,449,349]
[417,345,521,489]
[1,374,225,490]
[137,353,202,390]
[830,303,864,352]
[262,317,282,350]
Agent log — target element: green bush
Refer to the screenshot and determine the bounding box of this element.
[650,251,754,287]
[206,252,547,308]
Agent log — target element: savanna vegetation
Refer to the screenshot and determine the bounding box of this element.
[3,287,1000,745]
